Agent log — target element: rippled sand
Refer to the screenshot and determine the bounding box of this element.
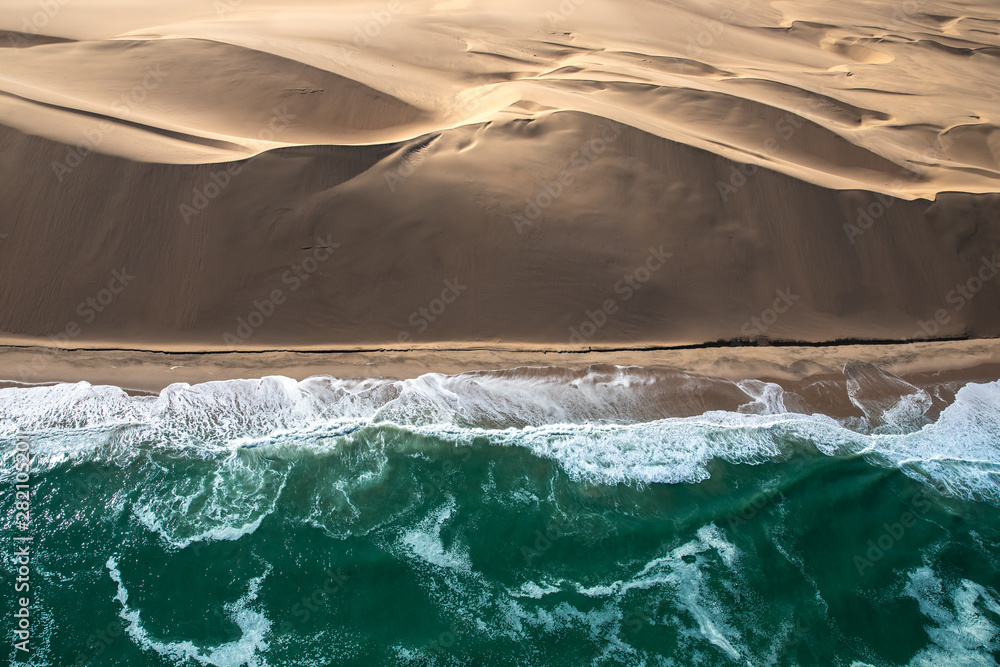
[1,0,999,351]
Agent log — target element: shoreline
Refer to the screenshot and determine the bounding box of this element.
[2,338,999,394]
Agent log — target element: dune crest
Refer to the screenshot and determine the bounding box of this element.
[1,0,999,352]
[1,0,999,197]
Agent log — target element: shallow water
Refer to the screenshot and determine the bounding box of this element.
[2,368,999,666]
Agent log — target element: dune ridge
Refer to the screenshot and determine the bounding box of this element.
[1,0,999,196]
[1,0,999,357]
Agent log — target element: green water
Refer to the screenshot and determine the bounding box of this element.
[2,376,1000,666]
[3,431,999,666]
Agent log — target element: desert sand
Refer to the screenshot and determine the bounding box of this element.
[1,0,999,382]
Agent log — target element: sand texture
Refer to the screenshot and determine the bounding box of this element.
[1,0,999,351]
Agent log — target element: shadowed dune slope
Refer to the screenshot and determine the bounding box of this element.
[0,0,999,349]
[1,112,998,349]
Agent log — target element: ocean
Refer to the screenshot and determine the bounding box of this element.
[2,366,999,666]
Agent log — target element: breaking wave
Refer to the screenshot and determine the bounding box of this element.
[1,365,998,504]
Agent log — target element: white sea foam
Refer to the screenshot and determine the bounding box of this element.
[400,496,471,572]
[0,382,146,436]
[513,581,563,599]
[1,369,998,503]
[107,557,272,667]
[904,565,1000,666]
[870,381,1000,502]
[843,361,935,435]
[128,446,292,548]
[495,524,747,664]
[737,379,788,415]
[0,365,749,438]
[371,366,693,427]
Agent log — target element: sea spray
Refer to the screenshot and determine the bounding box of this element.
[2,367,999,665]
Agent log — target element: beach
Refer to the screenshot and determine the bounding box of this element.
[3,1,1000,665]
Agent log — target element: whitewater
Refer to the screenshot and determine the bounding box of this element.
[2,365,999,666]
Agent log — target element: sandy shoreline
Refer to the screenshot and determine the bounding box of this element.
[2,4,999,662]
[2,338,999,394]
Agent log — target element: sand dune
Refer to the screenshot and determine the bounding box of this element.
[2,0,999,192]
[1,0,999,352]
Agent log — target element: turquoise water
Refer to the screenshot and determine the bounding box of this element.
[2,370,1000,666]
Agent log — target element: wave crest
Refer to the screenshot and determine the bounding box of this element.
[1,366,998,503]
